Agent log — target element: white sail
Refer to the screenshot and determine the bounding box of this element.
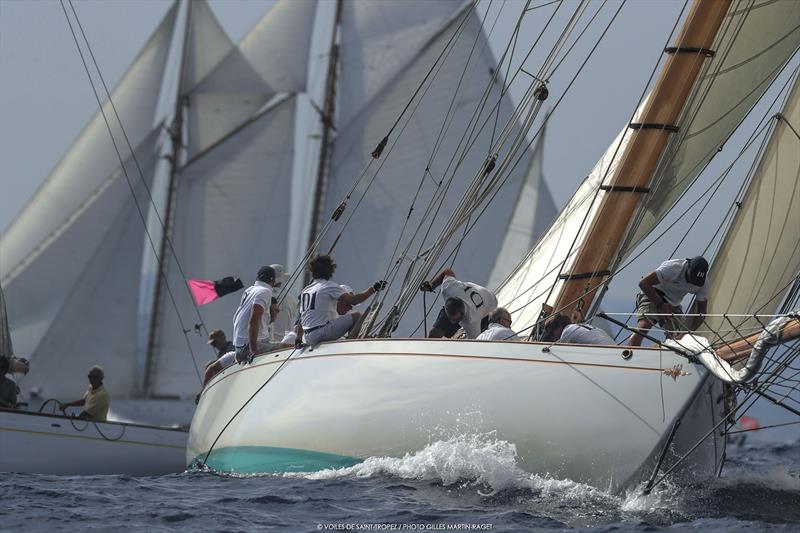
[4,131,162,399]
[625,0,800,251]
[338,0,466,129]
[318,3,541,335]
[487,125,556,289]
[149,98,297,398]
[495,125,633,331]
[184,0,317,157]
[0,3,177,282]
[181,0,234,91]
[706,74,800,341]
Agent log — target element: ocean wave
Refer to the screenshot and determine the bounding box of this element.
[287,433,614,503]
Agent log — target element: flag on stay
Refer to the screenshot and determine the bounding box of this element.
[187,276,244,306]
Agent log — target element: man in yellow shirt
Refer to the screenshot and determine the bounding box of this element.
[59,365,110,421]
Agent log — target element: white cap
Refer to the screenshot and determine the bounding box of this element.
[340,284,354,294]
[269,264,289,285]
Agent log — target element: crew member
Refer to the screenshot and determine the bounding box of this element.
[299,255,386,345]
[268,264,298,344]
[629,256,709,346]
[206,330,234,359]
[544,313,615,345]
[0,356,18,409]
[420,268,497,339]
[476,308,518,341]
[232,266,279,363]
[59,365,110,421]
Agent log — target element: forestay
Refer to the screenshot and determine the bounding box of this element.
[706,74,800,342]
[149,98,297,398]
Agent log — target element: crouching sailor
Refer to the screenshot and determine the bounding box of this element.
[420,267,498,339]
[299,254,386,345]
[476,308,519,340]
[233,266,280,363]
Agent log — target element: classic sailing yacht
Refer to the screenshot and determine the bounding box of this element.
[0,1,555,425]
[188,0,799,493]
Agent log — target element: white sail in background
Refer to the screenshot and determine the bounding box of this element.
[180,0,234,91]
[319,2,541,334]
[625,0,800,251]
[337,0,466,129]
[0,3,177,282]
[184,0,317,158]
[706,75,800,341]
[4,130,162,399]
[149,98,297,398]
[487,125,556,289]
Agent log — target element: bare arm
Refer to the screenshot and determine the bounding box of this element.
[421,267,456,292]
[340,286,375,306]
[639,272,672,314]
[249,304,265,353]
[60,398,86,410]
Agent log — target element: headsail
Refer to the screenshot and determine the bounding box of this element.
[705,73,800,342]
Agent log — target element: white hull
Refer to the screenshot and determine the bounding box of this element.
[188,338,726,493]
[1,409,187,476]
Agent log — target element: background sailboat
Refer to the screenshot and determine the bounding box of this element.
[0,0,556,419]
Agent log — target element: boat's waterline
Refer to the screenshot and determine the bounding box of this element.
[189,338,724,492]
[193,445,361,473]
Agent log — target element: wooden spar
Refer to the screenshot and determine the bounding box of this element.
[551,0,732,318]
[305,0,343,283]
[143,0,193,396]
[715,317,800,362]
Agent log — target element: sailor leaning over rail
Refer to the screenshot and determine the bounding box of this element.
[420,268,498,339]
[544,313,615,345]
[232,266,281,364]
[298,254,386,346]
[629,256,710,347]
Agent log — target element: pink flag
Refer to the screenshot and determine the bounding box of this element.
[187,279,219,306]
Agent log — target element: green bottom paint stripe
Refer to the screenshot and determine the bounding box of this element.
[198,445,361,473]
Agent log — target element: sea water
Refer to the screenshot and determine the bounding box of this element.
[2,424,798,532]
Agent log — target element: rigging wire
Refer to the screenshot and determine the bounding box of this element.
[59,0,201,382]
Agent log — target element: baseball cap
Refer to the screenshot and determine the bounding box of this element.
[687,256,708,286]
[257,265,276,284]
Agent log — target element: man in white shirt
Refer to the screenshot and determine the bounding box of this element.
[420,268,498,339]
[299,254,386,345]
[232,266,279,363]
[544,313,615,345]
[476,308,518,341]
[267,263,298,344]
[630,256,710,346]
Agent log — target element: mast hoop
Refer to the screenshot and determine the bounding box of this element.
[628,122,680,132]
[664,46,716,57]
[558,270,611,281]
[599,185,651,193]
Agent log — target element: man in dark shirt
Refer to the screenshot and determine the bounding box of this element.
[0,356,19,409]
[207,330,234,359]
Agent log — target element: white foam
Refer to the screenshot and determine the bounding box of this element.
[288,433,612,503]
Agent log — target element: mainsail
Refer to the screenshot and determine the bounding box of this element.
[706,73,800,341]
[497,0,800,331]
[317,1,539,334]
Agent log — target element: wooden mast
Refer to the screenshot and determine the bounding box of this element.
[552,0,732,318]
[305,0,343,283]
[142,0,193,396]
